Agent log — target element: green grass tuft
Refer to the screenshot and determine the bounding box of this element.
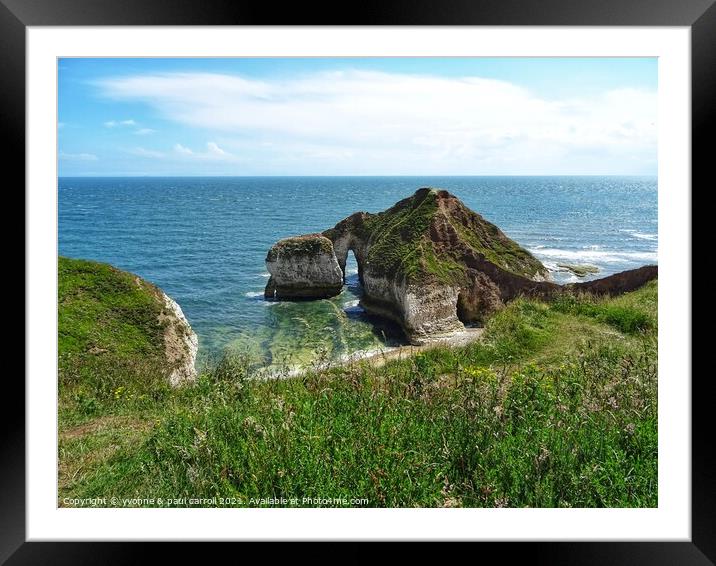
[551,280,657,334]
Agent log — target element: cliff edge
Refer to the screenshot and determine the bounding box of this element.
[59,256,198,386]
[265,188,658,344]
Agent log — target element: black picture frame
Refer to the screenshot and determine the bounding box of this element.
[8,0,710,562]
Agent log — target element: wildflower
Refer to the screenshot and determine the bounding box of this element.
[243,416,267,438]
[625,423,636,435]
[243,416,257,427]
[442,496,462,508]
[494,496,510,508]
[193,427,207,445]
[480,485,495,498]
[186,466,198,484]
[537,446,551,465]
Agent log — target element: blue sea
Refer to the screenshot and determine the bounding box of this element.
[58,176,658,367]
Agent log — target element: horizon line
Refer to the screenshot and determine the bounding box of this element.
[58,173,658,179]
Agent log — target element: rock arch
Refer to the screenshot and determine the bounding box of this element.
[264,189,658,344]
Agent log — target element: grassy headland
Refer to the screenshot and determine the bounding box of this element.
[323,188,547,285]
[58,275,657,508]
[59,256,173,399]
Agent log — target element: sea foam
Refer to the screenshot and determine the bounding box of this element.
[531,248,657,264]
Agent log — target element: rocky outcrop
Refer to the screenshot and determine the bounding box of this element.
[571,264,658,296]
[264,234,343,299]
[264,188,658,344]
[556,263,600,277]
[160,292,199,386]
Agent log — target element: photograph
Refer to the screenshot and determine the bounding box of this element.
[3,0,707,555]
[56,55,660,510]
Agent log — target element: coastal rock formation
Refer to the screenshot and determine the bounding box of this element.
[264,188,658,344]
[570,264,658,296]
[160,292,199,386]
[556,263,600,277]
[264,234,344,300]
[58,256,198,386]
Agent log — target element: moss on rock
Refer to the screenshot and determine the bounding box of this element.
[264,188,655,342]
[556,263,600,277]
[266,234,334,263]
[324,187,548,286]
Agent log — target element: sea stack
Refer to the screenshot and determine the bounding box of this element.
[264,188,658,344]
[264,234,344,300]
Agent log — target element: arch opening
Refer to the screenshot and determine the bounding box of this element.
[455,291,469,324]
[344,250,363,295]
[455,290,484,328]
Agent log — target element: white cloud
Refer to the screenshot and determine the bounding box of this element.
[129,147,166,158]
[59,151,98,161]
[127,142,233,161]
[174,141,232,160]
[206,142,227,156]
[134,128,156,135]
[104,119,138,128]
[173,143,193,155]
[96,70,657,174]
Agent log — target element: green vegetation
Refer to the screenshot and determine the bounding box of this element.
[59,256,174,402]
[448,209,546,279]
[332,188,545,284]
[267,234,334,262]
[360,188,442,281]
[59,280,657,508]
[551,283,656,334]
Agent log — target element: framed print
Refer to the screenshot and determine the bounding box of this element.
[9,0,711,562]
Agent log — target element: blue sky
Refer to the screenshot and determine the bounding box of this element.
[58,57,657,176]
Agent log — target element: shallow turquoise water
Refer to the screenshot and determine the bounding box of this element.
[58,176,657,366]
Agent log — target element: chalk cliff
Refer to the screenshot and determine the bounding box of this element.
[264,234,344,300]
[264,188,658,344]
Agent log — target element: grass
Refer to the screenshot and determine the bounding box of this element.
[346,188,546,285]
[361,188,442,282]
[58,256,177,420]
[449,210,546,279]
[59,256,165,358]
[551,282,657,334]
[58,280,658,508]
[266,234,334,262]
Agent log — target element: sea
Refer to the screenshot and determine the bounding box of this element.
[58,176,658,368]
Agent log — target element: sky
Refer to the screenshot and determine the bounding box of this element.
[58,57,657,177]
